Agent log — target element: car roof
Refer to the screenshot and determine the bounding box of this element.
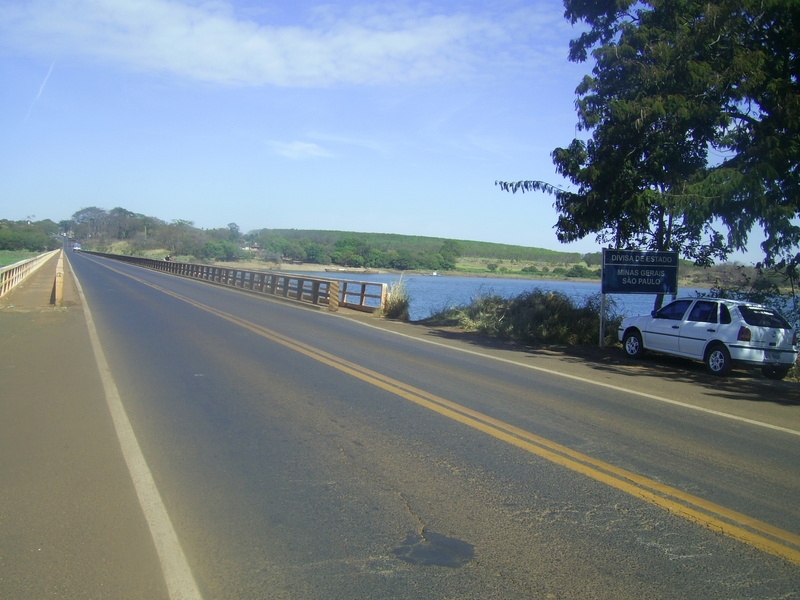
[670,297,769,309]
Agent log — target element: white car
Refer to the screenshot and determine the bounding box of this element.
[618,298,798,379]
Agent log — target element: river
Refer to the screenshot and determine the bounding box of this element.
[295,271,704,321]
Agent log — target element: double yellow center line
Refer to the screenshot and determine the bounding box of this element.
[95,258,800,566]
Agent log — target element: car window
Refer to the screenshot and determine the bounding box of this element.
[655,299,692,321]
[688,301,718,323]
[738,305,791,329]
[720,304,732,324]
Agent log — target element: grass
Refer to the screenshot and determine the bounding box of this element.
[380,276,411,320]
[0,250,42,268]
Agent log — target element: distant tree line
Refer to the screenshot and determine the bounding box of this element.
[247,231,463,271]
[2,206,592,271]
[39,206,584,271]
[62,207,246,262]
[0,219,61,252]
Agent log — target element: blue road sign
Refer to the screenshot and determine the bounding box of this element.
[602,249,679,294]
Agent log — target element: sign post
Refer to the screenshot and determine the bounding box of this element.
[599,249,679,347]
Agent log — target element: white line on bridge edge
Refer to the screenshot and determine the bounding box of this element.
[71,271,203,600]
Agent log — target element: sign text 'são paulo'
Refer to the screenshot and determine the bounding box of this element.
[602,249,678,294]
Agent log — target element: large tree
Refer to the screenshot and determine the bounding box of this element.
[498,0,800,270]
[72,206,109,239]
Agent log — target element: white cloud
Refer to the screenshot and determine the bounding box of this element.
[268,140,333,159]
[0,0,569,88]
[308,131,389,154]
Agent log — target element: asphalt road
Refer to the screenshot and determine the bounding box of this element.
[20,253,800,598]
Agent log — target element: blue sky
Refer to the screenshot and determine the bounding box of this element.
[0,0,762,261]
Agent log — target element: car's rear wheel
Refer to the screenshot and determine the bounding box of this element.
[623,330,644,358]
[762,364,791,380]
[706,343,732,376]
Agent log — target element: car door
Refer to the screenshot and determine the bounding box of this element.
[643,299,692,353]
[679,300,720,358]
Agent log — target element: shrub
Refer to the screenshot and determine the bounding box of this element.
[427,289,621,346]
[381,277,410,320]
[566,264,600,279]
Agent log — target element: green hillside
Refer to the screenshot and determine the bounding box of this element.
[253,229,582,263]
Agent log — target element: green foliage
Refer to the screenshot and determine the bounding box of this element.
[583,252,603,266]
[438,239,461,270]
[0,250,40,267]
[199,240,243,262]
[0,219,60,252]
[245,229,469,270]
[427,290,621,346]
[499,0,800,271]
[565,264,600,279]
[302,242,330,265]
[155,220,205,256]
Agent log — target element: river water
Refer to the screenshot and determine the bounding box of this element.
[296,271,704,322]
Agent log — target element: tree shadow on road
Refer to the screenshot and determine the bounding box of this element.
[410,322,800,407]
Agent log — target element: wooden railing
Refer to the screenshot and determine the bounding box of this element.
[79,251,388,313]
[0,249,60,298]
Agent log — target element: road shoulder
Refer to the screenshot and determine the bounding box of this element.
[0,255,168,599]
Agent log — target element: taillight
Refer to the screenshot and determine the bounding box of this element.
[737,326,752,342]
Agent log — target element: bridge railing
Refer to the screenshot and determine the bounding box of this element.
[79,251,387,313]
[0,249,60,298]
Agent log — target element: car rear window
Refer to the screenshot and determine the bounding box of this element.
[738,306,791,329]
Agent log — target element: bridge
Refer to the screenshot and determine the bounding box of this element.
[2,250,800,599]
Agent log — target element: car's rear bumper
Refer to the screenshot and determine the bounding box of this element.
[728,344,798,366]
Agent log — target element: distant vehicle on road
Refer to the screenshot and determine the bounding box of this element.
[72,243,81,252]
[618,298,798,379]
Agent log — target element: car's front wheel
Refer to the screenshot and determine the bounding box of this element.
[762,364,791,380]
[706,343,732,376]
[623,330,645,358]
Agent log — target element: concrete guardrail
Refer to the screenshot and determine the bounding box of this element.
[0,249,61,299]
[78,251,388,313]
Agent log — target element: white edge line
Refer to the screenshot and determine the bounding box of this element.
[335,314,800,438]
[71,265,203,600]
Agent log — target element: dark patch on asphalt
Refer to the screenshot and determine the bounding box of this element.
[393,531,475,568]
